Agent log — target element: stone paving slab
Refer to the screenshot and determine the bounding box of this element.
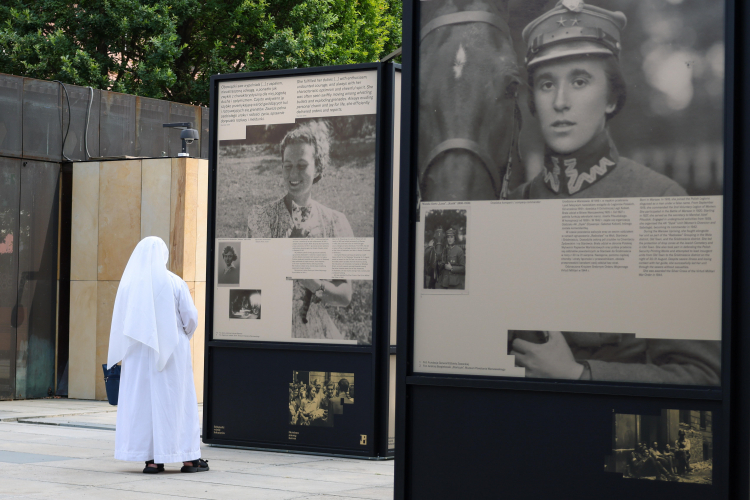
[0,451,75,464]
[0,399,116,422]
[0,401,394,500]
[10,402,204,434]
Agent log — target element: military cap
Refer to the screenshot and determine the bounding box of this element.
[445,228,456,237]
[523,0,627,69]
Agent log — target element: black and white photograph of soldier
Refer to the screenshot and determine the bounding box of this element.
[289,371,354,427]
[423,209,467,291]
[228,289,261,319]
[217,241,241,286]
[215,116,376,344]
[605,409,712,484]
[507,330,720,385]
[418,0,724,202]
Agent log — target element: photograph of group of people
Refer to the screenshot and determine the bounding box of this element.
[422,209,467,291]
[607,409,712,484]
[216,116,376,344]
[288,371,355,427]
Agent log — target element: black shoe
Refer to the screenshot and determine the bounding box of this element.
[143,460,165,473]
[181,458,209,473]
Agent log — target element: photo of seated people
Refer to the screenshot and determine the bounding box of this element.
[605,409,712,484]
[423,209,467,290]
[289,371,354,427]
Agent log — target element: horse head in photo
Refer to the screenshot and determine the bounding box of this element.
[419,0,522,201]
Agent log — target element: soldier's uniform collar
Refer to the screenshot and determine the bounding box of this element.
[542,130,619,196]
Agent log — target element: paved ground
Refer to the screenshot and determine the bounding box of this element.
[0,399,394,500]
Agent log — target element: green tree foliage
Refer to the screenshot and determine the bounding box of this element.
[0,0,402,106]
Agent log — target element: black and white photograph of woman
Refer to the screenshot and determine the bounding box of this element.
[216,116,376,344]
[217,242,241,286]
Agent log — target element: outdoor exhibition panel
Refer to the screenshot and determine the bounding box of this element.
[395,0,741,498]
[203,63,400,458]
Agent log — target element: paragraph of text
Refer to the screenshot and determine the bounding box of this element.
[638,197,719,276]
[561,199,635,272]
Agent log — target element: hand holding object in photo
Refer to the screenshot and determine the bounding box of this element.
[511,331,584,379]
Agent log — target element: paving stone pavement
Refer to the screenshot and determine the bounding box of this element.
[0,400,394,499]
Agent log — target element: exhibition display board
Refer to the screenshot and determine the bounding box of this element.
[203,63,400,458]
[395,0,745,498]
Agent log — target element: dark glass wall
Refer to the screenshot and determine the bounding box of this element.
[22,80,62,162]
[63,86,101,161]
[14,161,59,399]
[135,97,169,158]
[0,157,21,399]
[100,91,136,157]
[0,75,23,158]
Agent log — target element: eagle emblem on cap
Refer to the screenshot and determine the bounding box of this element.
[561,0,585,12]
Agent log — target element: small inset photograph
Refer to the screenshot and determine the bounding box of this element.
[289,371,354,427]
[228,289,261,319]
[217,241,241,286]
[605,410,713,485]
[422,208,467,292]
[291,279,372,345]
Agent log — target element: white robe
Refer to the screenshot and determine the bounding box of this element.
[114,271,200,463]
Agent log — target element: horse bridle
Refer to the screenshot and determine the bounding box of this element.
[419,11,520,200]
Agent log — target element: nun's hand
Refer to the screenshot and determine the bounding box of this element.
[510,331,584,379]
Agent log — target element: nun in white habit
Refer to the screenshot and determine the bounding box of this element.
[107,236,208,473]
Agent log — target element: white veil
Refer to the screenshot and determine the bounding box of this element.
[107,236,180,371]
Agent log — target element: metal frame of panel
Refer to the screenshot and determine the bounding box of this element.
[395,0,739,498]
[203,63,398,458]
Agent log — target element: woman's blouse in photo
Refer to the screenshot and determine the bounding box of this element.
[246,197,354,340]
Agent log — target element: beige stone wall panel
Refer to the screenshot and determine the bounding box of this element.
[140,158,172,246]
[95,280,119,400]
[170,158,198,280]
[68,281,98,400]
[68,158,207,400]
[195,160,209,282]
[98,161,142,281]
[182,159,199,282]
[193,281,206,403]
[185,280,196,363]
[70,163,100,281]
[169,159,186,277]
